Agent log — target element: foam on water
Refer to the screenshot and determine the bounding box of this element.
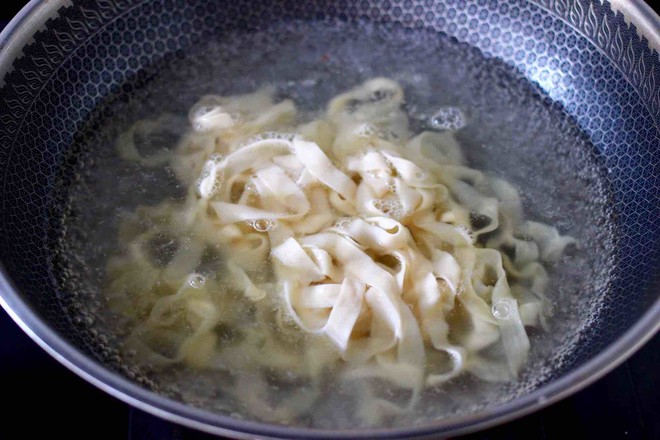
[54,20,614,429]
[429,106,467,131]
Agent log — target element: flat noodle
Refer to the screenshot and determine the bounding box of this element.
[109,79,574,424]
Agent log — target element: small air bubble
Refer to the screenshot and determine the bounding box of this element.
[492,300,512,320]
[430,107,466,131]
[372,198,405,219]
[197,167,223,198]
[456,225,474,243]
[335,218,353,229]
[250,218,277,232]
[188,273,206,289]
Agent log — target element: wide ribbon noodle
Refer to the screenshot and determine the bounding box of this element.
[110,79,574,424]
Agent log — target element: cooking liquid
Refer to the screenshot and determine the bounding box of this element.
[54,21,614,428]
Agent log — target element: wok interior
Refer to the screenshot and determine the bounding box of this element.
[0,0,658,434]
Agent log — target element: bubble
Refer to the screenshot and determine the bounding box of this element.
[372,198,406,220]
[211,180,223,195]
[240,131,296,147]
[429,107,466,131]
[334,218,353,229]
[209,153,224,163]
[197,167,224,198]
[456,225,474,243]
[249,218,277,232]
[188,273,206,289]
[245,183,257,193]
[415,171,426,180]
[492,299,512,320]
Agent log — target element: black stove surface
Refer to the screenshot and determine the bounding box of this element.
[0,2,658,439]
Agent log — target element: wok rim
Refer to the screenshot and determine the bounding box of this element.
[1,1,659,438]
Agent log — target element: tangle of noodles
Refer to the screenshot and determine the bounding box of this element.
[109,78,574,424]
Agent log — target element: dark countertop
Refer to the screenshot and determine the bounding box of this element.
[0,2,658,439]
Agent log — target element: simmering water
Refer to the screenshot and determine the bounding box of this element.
[54,21,614,428]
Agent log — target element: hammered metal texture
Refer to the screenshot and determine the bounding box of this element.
[0,0,658,388]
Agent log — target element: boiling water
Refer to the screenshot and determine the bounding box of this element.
[55,21,614,429]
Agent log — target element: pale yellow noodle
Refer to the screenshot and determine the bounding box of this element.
[110,78,575,424]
